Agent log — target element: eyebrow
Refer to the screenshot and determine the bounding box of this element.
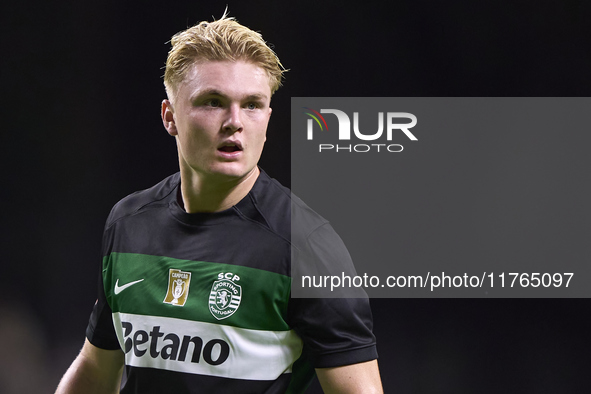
[196,89,223,98]
[191,89,269,102]
[243,93,269,101]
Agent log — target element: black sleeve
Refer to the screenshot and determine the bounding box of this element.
[289,297,378,368]
[85,268,121,350]
[85,219,121,350]
[289,222,378,368]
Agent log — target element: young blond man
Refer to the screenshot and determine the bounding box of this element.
[56,16,382,394]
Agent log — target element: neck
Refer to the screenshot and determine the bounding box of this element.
[179,167,260,213]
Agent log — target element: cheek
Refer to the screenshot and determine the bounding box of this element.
[257,118,270,143]
[179,122,213,147]
[255,131,267,149]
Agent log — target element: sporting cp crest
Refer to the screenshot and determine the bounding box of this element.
[163,269,192,306]
[209,273,242,320]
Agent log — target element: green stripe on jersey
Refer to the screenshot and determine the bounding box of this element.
[103,253,291,332]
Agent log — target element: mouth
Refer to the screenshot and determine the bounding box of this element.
[217,141,243,157]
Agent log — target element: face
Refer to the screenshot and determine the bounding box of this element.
[161,60,272,184]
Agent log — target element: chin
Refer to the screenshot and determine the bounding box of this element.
[207,164,257,181]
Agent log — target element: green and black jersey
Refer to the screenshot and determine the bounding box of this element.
[86,169,377,393]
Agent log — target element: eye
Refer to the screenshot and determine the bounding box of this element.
[206,98,221,107]
[246,102,258,110]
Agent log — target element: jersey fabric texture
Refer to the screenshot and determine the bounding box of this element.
[86,169,377,393]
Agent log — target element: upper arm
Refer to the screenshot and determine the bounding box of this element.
[316,360,383,394]
[55,339,124,394]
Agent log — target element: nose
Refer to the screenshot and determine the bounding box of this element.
[222,104,244,133]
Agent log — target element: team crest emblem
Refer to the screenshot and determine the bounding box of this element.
[209,273,242,320]
[163,269,191,306]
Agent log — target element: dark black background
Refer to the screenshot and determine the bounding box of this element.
[2,1,590,392]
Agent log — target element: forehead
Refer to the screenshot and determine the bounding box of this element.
[178,60,272,100]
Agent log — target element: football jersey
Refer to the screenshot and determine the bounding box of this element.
[86,169,377,393]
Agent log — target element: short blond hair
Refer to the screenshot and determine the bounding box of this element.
[164,16,285,101]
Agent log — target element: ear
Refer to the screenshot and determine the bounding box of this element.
[161,99,177,136]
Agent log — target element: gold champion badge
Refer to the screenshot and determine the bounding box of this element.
[163,269,191,306]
